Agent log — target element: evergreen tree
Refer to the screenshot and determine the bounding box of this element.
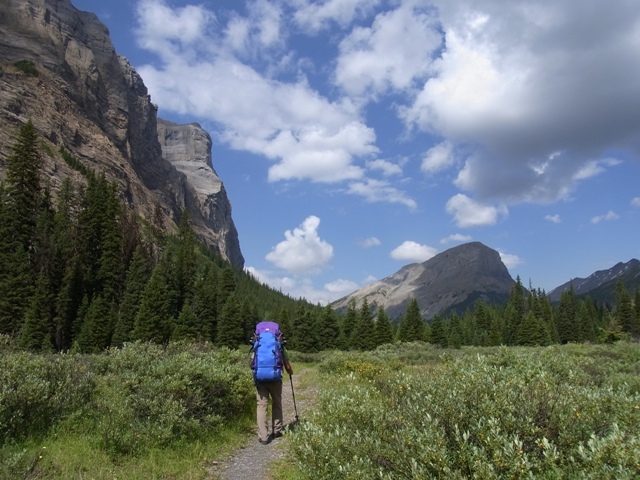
[112,246,151,346]
[517,311,551,346]
[317,304,340,350]
[294,309,319,353]
[397,298,425,342]
[76,296,116,353]
[615,281,638,336]
[192,263,219,342]
[131,263,174,344]
[340,300,358,350]
[373,306,393,347]
[174,210,197,313]
[96,181,123,302]
[504,277,527,345]
[350,299,376,350]
[430,314,447,347]
[172,302,199,341]
[216,294,245,348]
[557,287,578,343]
[218,266,237,311]
[17,270,53,351]
[53,257,84,351]
[488,312,504,346]
[447,312,463,348]
[277,307,294,347]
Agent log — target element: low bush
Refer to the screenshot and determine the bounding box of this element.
[291,342,640,479]
[0,342,254,458]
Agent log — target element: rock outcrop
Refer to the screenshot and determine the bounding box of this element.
[331,242,515,320]
[0,0,243,267]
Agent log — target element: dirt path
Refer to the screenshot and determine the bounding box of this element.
[208,368,317,480]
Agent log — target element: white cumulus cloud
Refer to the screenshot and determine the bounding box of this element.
[445,194,507,228]
[545,214,561,223]
[440,233,472,245]
[265,216,334,274]
[390,241,437,263]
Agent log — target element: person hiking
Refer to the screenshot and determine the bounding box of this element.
[250,321,294,445]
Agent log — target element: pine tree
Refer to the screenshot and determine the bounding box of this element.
[373,306,393,347]
[112,246,151,346]
[317,304,340,350]
[17,270,53,351]
[0,121,44,334]
[504,277,527,345]
[75,296,116,353]
[216,294,245,348]
[192,264,219,343]
[132,263,174,344]
[339,300,358,350]
[294,309,319,353]
[447,312,463,348]
[397,298,425,343]
[174,210,197,313]
[517,311,551,346]
[53,257,84,351]
[557,287,578,343]
[615,281,637,336]
[172,302,199,341]
[218,266,236,311]
[350,299,376,350]
[430,314,447,347]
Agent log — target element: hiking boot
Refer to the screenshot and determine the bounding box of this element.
[259,437,271,445]
[270,432,283,440]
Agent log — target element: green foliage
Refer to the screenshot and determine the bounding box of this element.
[0,343,254,457]
[291,343,640,479]
[13,60,38,76]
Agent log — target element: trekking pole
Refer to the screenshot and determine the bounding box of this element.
[289,374,299,423]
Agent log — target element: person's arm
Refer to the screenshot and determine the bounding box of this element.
[282,347,294,375]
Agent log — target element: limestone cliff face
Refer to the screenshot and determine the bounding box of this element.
[0,0,243,267]
[157,119,244,268]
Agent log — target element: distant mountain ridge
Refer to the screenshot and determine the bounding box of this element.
[331,242,515,320]
[547,259,640,303]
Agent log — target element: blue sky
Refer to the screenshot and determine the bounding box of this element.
[71,0,640,304]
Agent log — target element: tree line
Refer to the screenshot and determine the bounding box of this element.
[1,121,638,355]
[0,120,320,353]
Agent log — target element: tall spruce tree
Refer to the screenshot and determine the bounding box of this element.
[75,296,116,353]
[0,121,44,334]
[294,309,319,353]
[216,294,245,348]
[350,299,376,350]
[317,304,340,350]
[373,306,393,347]
[397,298,425,342]
[17,269,53,351]
[517,311,551,346]
[112,246,151,346]
[192,264,219,343]
[430,314,447,347]
[557,287,578,343]
[131,262,174,344]
[615,281,638,336]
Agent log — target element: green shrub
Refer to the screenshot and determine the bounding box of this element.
[291,343,640,479]
[13,60,38,76]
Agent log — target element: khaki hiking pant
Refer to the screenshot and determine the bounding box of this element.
[256,380,283,442]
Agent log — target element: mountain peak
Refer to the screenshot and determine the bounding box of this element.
[331,242,515,320]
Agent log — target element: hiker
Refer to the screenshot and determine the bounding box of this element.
[251,321,294,445]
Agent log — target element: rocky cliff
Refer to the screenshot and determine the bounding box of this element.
[331,242,516,320]
[0,0,244,267]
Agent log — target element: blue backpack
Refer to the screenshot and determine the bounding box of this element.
[251,321,284,382]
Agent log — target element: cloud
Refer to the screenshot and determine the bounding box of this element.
[422,141,455,174]
[134,0,379,186]
[591,211,620,224]
[246,267,356,304]
[401,0,640,205]
[346,179,417,208]
[291,0,381,33]
[445,194,507,228]
[335,2,441,98]
[498,251,523,269]
[441,233,472,245]
[390,241,437,263]
[357,237,381,248]
[366,159,402,176]
[545,214,561,223]
[632,197,640,207]
[265,216,334,274]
